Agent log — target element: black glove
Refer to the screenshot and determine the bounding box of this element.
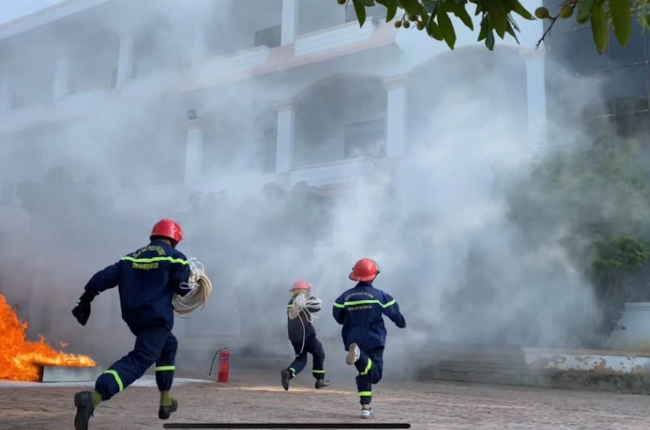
[72,300,91,326]
[396,317,406,329]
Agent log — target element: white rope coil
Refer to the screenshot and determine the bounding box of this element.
[288,292,322,354]
[172,258,212,318]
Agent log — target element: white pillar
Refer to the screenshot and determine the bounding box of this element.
[53,57,69,102]
[520,47,548,151]
[384,76,408,157]
[116,33,134,86]
[185,119,204,184]
[281,0,298,45]
[0,75,12,113]
[275,100,297,173]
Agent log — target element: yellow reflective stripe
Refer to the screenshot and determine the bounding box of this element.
[155,366,175,371]
[345,300,382,306]
[104,370,123,391]
[289,368,296,375]
[121,256,188,265]
[359,391,372,397]
[361,359,373,376]
[312,370,325,374]
[287,305,293,308]
[336,299,396,308]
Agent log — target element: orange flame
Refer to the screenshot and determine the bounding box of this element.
[0,293,96,381]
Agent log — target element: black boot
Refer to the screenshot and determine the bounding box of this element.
[74,391,95,430]
[158,398,178,420]
[315,378,330,389]
[281,369,292,391]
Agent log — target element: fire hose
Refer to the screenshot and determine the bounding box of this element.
[288,292,322,354]
[172,258,212,318]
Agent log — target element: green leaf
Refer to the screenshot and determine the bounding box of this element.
[446,0,474,30]
[610,0,632,47]
[577,0,596,23]
[478,16,489,41]
[486,28,495,50]
[426,18,444,40]
[502,0,534,20]
[437,2,457,49]
[399,0,424,15]
[508,12,520,32]
[379,0,399,21]
[482,1,509,38]
[505,21,520,44]
[353,0,367,27]
[590,2,609,53]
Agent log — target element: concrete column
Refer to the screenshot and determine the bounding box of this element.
[116,33,135,86]
[275,100,297,173]
[53,57,69,102]
[520,47,548,150]
[0,75,12,113]
[185,119,204,184]
[281,0,298,45]
[384,76,408,157]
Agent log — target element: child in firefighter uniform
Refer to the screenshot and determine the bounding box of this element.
[281,280,330,391]
[333,258,406,418]
[70,219,191,430]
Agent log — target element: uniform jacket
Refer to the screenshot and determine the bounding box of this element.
[287,294,321,343]
[332,281,405,351]
[79,240,191,332]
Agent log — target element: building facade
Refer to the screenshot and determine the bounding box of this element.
[543,0,650,150]
[0,0,548,341]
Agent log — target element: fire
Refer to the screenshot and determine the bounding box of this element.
[0,293,96,381]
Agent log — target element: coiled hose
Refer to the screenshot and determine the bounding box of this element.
[172,258,212,318]
[288,293,322,354]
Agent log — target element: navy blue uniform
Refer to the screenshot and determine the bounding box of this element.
[79,240,191,401]
[286,295,326,380]
[333,281,405,405]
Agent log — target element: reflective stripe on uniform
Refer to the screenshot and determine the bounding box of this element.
[334,299,395,308]
[121,256,188,265]
[360,358,372,376]
[155,366,175,371]
[104,370,124,391]
[359,391,372,397]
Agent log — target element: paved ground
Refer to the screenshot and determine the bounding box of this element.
[1,369,650,430]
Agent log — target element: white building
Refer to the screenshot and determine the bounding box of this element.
[0,0,548,345]
[0,0,547,214]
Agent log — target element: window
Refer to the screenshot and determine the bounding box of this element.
[576,28,610,72]
[344,119,385,159]
[254,25,281,49]
[611,21,646,66]
[611,64,649,114]
[547,30,578,71]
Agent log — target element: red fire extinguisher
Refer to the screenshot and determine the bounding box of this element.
[209,348,230,383]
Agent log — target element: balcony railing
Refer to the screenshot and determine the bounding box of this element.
[290,157,376,188]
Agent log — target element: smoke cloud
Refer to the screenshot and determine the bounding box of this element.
[0,0,638,380]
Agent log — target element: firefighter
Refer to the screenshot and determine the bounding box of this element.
[281,280,330,391]
[70,219,192,430]
[332,258,406,419]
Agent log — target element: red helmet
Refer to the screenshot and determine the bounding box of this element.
[150,219,183,243]
[349,258,380,282]
[290,280,311,292]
